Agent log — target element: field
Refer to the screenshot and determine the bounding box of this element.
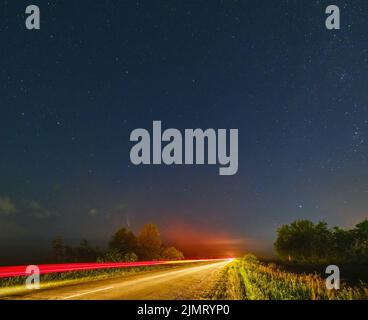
[209,255,368,300]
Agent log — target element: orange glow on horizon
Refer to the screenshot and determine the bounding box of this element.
[160,220,248,257]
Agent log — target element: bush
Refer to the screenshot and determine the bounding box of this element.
[161,247,184,260]
[98,249,138,263]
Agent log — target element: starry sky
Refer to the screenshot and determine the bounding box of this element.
[0,0,368,262]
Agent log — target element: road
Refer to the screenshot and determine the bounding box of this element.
[3,260,229,300]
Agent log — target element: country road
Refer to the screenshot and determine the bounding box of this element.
[2,260,230,300]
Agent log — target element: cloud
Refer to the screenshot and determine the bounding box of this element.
[0,196,16,216]
[28,201,51,219]
[88,208,98,217]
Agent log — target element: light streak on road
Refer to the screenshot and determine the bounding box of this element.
[0,258,234,278]
[0,260,232,300]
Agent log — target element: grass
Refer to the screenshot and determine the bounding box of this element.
[212,255,368,300]
[203,261,246,300]
[269,260,368,286]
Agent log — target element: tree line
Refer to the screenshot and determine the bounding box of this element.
[275,219,368,264]
[51,223,184,263]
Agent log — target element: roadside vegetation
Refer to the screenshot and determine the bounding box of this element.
[51,223,184,263]
[0,223,186,295]
[203,259,246,300]
[275,219,368,264]
[206,219,368,300]
[209,255,368,300]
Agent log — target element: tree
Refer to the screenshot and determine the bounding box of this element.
[75,239,101,262]
[51,236,66,262]
[64,244,77,262]
[351,219,368,262]
[161,246,184,260]
[354,219,368,241]
[274,218,368,264]
[51,237,101,263]
[137,223,162,260]
[274,220,332,264]
[109,228,138,255]
[331,227,354,262]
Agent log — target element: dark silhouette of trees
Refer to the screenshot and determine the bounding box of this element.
[74,239,101,262]
[96,227,139,263]
[109,228,138,254]
[51,223,184,263]
[51,237,101,262]
[351,220,368,261]
[52,236,66,262]
[275,219,368,264]
[137,223,162,260]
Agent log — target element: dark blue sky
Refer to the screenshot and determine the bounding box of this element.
[0,0,367,259]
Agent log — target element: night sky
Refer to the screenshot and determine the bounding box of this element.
[1,0,368,262]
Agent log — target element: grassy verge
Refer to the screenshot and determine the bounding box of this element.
[203,260,246,300]
[267,261,368,286]
[228,255,368,300]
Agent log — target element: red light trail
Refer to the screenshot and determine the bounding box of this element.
[0,258,233,278]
